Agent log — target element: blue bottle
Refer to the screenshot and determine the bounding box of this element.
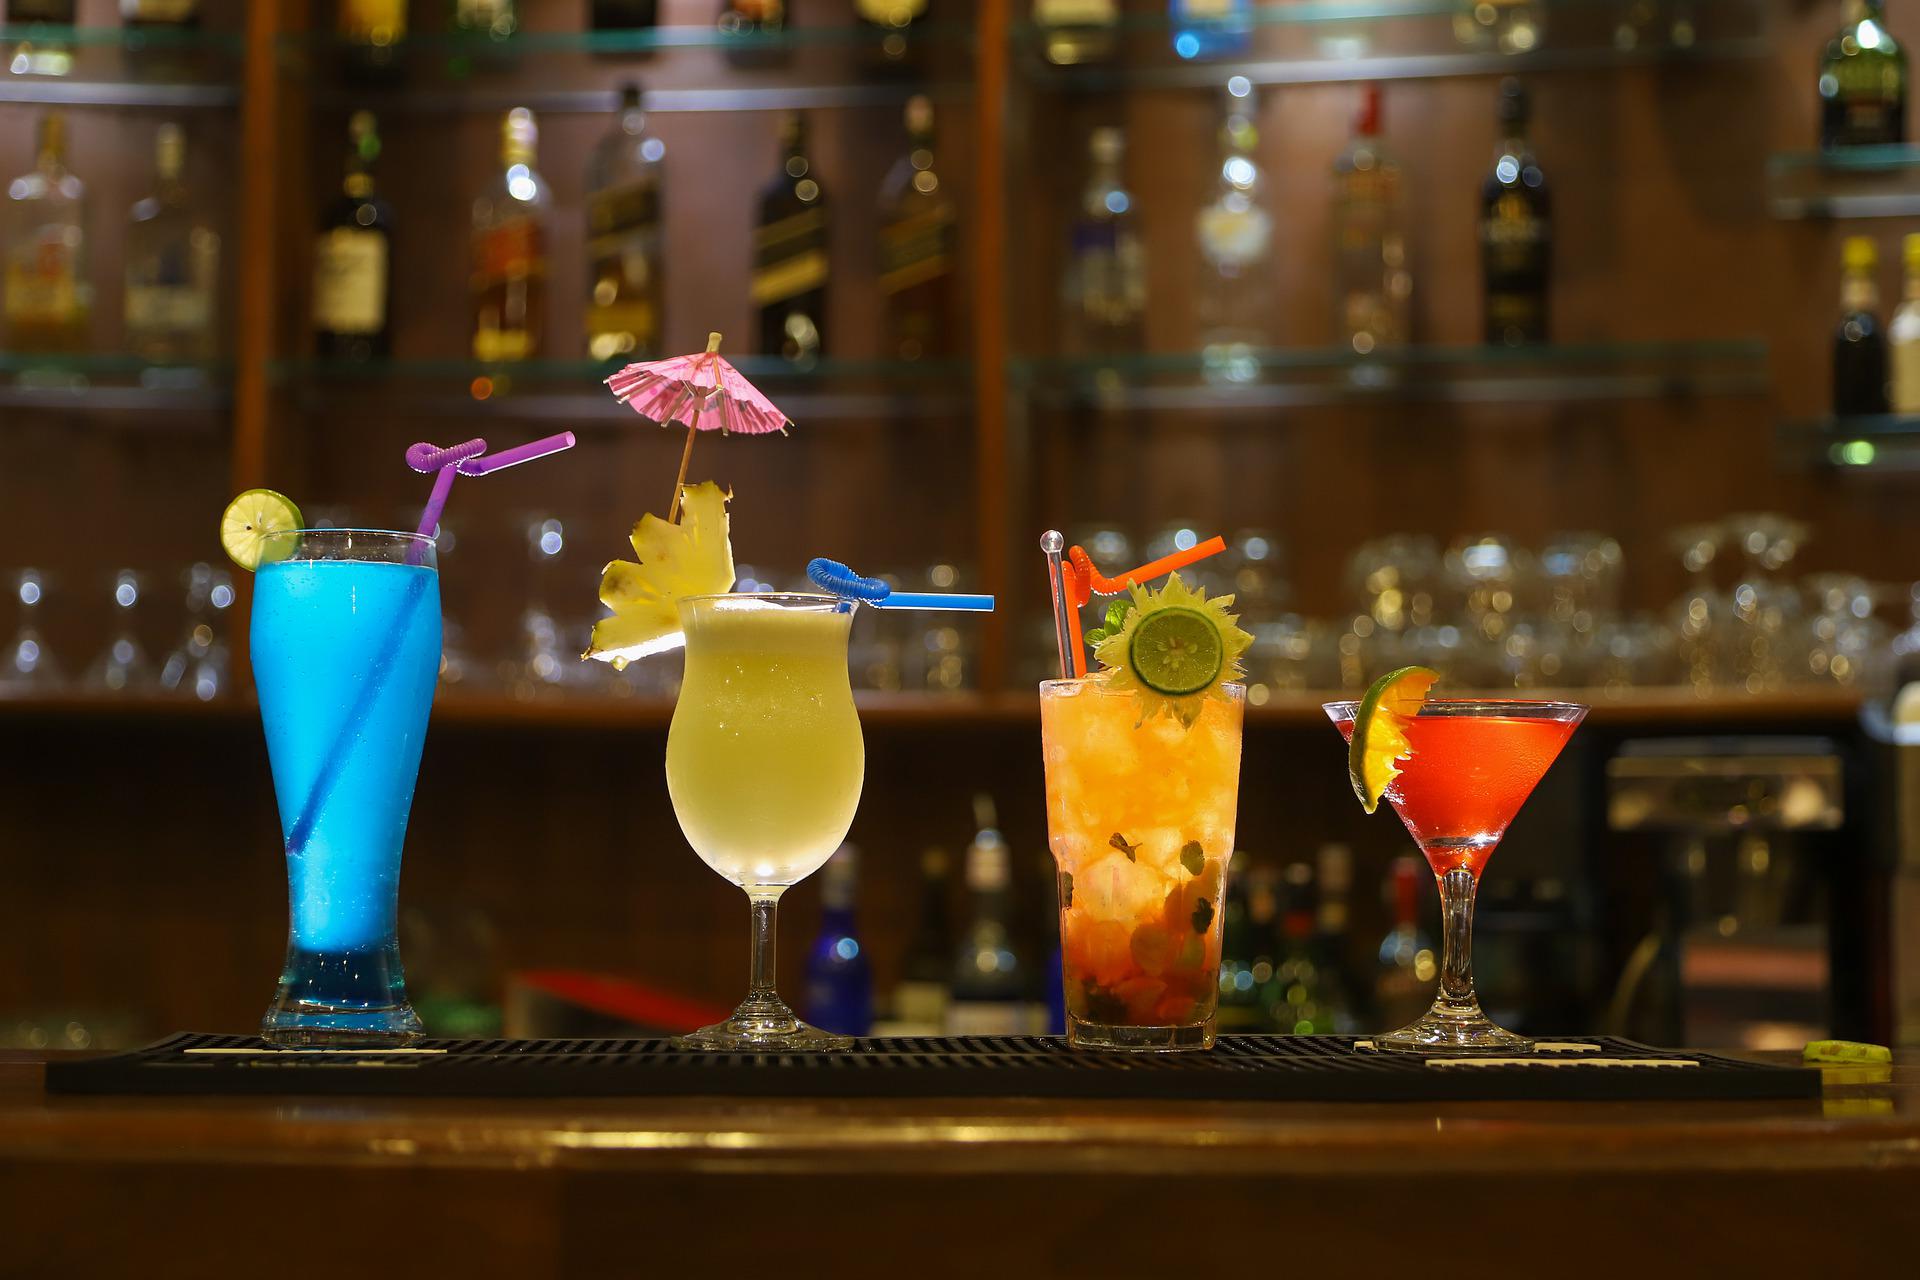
[1171,0,1252,60]
[804,843,873,1036]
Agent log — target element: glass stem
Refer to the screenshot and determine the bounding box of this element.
[746,889,783,1006]
[1434,867,1482,1019]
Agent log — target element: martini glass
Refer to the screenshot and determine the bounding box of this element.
[1323,698,1586,1053]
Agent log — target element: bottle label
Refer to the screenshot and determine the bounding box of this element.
[339,0,407,38]
[1037,0,1117,22]
[878,206,954,295]
[1196,201,1270,269]
[3,235,84,324]
[126,284,211,333]
[856,0,927,21]
[1827,59,1906,144]
[586,179,661,353]
[1482,192,1545,255]
[125,0,198,20]
[751,207,828,305]
[312,227,387,334]
[474,216,544,284]
[1894,337,1920,413]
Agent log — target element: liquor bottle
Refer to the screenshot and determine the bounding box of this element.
[890,847,954,1033]
[1332,85,1411,357]
[1273,862,1338,1034]
[120,0,199,26]
[1171,0,1252,61]
[878,94,956,362]
[718,1,788,68]
[337,0,409,83]
[1375,856,1436,1031]
[471,107,549,363]
[753,112,828,366]
[1819,0,1908,150]
[125,123,220,362]
[7,1,76,77]
[859,0,930,68]
[1480,78,1550,347]
[2,112,89,353]
[804,844,873,1037]
[586,83,666,362]
[1835,235,1890,416]
[592,0,660,27]
[1036,0,1116,67]
[1890,233,1920,412]
[1065,125,1145,355]
[312,111,393,362]
[1196,80,1271,385]
[1312,842,1358,1033]
[946,796,1031,1035]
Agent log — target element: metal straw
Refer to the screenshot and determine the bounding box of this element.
[1042,530,1077,680]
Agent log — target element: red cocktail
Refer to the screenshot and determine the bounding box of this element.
[1325,698,1586,1052]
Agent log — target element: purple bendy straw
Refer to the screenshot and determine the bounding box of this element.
[406,431,577,553]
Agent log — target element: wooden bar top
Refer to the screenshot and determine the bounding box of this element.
[4,1050,1916,1277]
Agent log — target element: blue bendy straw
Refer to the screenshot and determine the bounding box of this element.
[807,558,995,611]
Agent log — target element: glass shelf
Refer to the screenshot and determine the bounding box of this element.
[287,22,974,114]
[1768,146,1920,219]
[1013,340,1769,410]
[1016,0,1767,91]
[0,24,241,108]
[1779,415,1920,472]
[270,356,971,422]
[0,351,229,416]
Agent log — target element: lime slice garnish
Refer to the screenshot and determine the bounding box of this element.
[1348,665,1439,815]
[221,489,303,572]
[1127,605,1225,696]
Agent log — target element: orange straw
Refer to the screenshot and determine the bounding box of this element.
[1060,535,1228,678]
[1068,536,1227,600]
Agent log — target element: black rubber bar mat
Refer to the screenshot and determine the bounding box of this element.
[45,1033,1819,1102]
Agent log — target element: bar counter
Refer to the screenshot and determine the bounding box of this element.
[3,1049,1916,1275]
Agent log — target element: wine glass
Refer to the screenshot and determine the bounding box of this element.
[665,593,864,1051]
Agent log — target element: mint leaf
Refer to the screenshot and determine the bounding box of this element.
[1180,841,1205,877]
[1058,871,1074,910]
[1190,896,1215,935]
[1104,600,1127,631]
[1084,627,1109,647]
[1109,832,1140,863]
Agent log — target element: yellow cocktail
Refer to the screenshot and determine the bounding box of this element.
[1040,677,1244,1050]
[665,593,864,1051]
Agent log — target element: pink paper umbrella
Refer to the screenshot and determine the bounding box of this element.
[605,331,791,521]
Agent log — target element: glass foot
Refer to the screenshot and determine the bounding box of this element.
[673,995,852,1053]
[1366,1006,1534,1055]
[261,997,424,1048]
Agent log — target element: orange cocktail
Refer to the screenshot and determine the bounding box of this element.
[1040,678,1244,1051]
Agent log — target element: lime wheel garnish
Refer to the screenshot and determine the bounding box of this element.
[1347,665,1439,814]
[220,489,303,572]
[1127,605,1225,697]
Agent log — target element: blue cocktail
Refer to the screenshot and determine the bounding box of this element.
[251,529,441,1045]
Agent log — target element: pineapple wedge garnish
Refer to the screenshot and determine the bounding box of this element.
[584,481,736,668]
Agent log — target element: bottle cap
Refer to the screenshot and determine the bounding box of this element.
[1356,84,1382,136]
[1844,236,1878,270]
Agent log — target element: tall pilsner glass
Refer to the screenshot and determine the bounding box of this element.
[666,593,864,1051]
[252,529,440,1046]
